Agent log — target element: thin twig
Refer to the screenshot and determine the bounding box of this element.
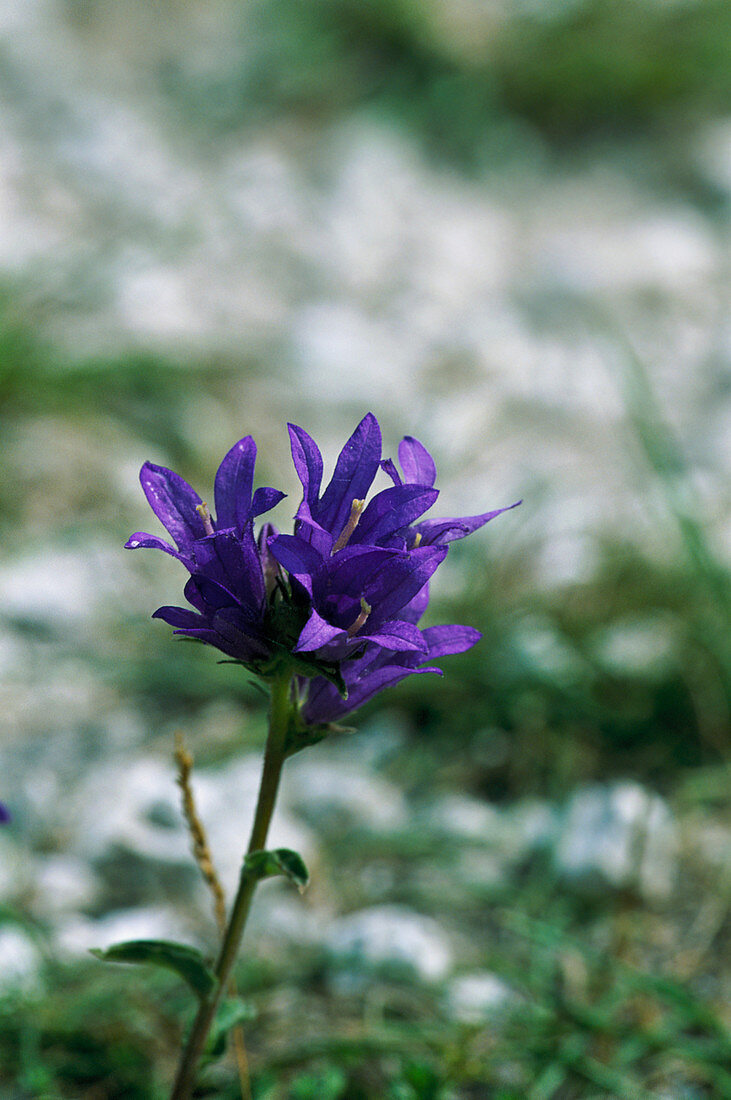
[174,732,252,1100]
[175,732,227,932]
[170,672,293,1099]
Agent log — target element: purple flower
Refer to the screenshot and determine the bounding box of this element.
[127,415,519,728]
[126,438,287,669]
[0,803,10,825]
[271,413,520,724]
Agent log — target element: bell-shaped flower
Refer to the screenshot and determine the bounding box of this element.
[269,414,518,669]
[125,438,286,667]
[127,416,520,726]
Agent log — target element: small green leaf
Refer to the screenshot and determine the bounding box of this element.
[90,939,217,999]
[205,998,257,1060]
[271,848,309,890]
[242,847,309,892]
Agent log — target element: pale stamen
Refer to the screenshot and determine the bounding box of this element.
[333,498,365,553]
[196,502,215,536]
[413,532,422,548]
[347,597,372,637]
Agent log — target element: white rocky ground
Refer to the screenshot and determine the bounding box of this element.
[0,1,728,999]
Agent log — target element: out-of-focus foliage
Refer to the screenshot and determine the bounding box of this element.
[153,0,731,161]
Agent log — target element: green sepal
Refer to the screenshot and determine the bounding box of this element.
[242,847,309,892]
[257,586,350,696]
[205,997,257,1061]
[90,939,217,999]
[284,722,330,758]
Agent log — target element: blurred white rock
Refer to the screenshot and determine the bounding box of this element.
[325,905,453,982]
[456,850,508,891]
[284,758,408,833]
[592,615,679,679]
[505,799,557,854]
[32,855,98,917]
[248,892,330,949]
[554,782,678,902]
[426,794,503,843]
[73,757,191,866]
[0,925,43,993]
[0,835,35,902]
[695,117,731,197]
[444,970,517,1024]
[56,905,190,960]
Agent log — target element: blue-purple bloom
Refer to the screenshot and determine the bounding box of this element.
[126,439,287,668]
[127,414,519,728]
[273,414,519,723]
[0,803,10,825]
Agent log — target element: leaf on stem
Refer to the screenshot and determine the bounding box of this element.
[205,998,258,1060]
[90,939,218,999]
[242,847,309,892]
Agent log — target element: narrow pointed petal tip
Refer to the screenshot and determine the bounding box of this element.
[416,498,522,545]
[214,435,257,530]
[398,436,437,488]
[288,423,324,506]
[422,624,482,659]
[139,461,207,549]
[125,532,188,563]
[317,413,382,535]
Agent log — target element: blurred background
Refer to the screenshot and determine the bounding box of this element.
[0,1,730,1096]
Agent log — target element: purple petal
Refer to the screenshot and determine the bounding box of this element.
[304,664,442,724]
[214,437,256,530]
[139,462,207,549]
[328,546,405,594]
[399,581,430,624]
[152,605,205,629]
[268,534,325,596]
[361,545,448,624]
[183,575,206,612]
[379,458,402,486]
[187,574,242,612]
[258,521,278,543]
[212,608,272,660]
[355,485,438,545]
[398,436,437,488]
[293,500,334,556]
[295,609,347,653]
[358,620,427,653]
[191,530,266,613]
[258,522,281,592]
[317,413,382,536]
[421,624,482,659]
[416,501,521,545]
[412,519,470,544]
[0,803,10,824]
[288,423,324,507]
[125,531,189,565]
[164,624,251,660]
[252,486,286,517]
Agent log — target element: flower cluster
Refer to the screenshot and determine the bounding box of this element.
[127,414,519,727]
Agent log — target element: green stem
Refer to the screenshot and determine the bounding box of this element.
[169,671,293,1100]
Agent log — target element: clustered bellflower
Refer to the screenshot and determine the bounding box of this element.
[126,413,519,730]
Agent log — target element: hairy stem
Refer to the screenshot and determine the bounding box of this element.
[169,672,293,1100]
